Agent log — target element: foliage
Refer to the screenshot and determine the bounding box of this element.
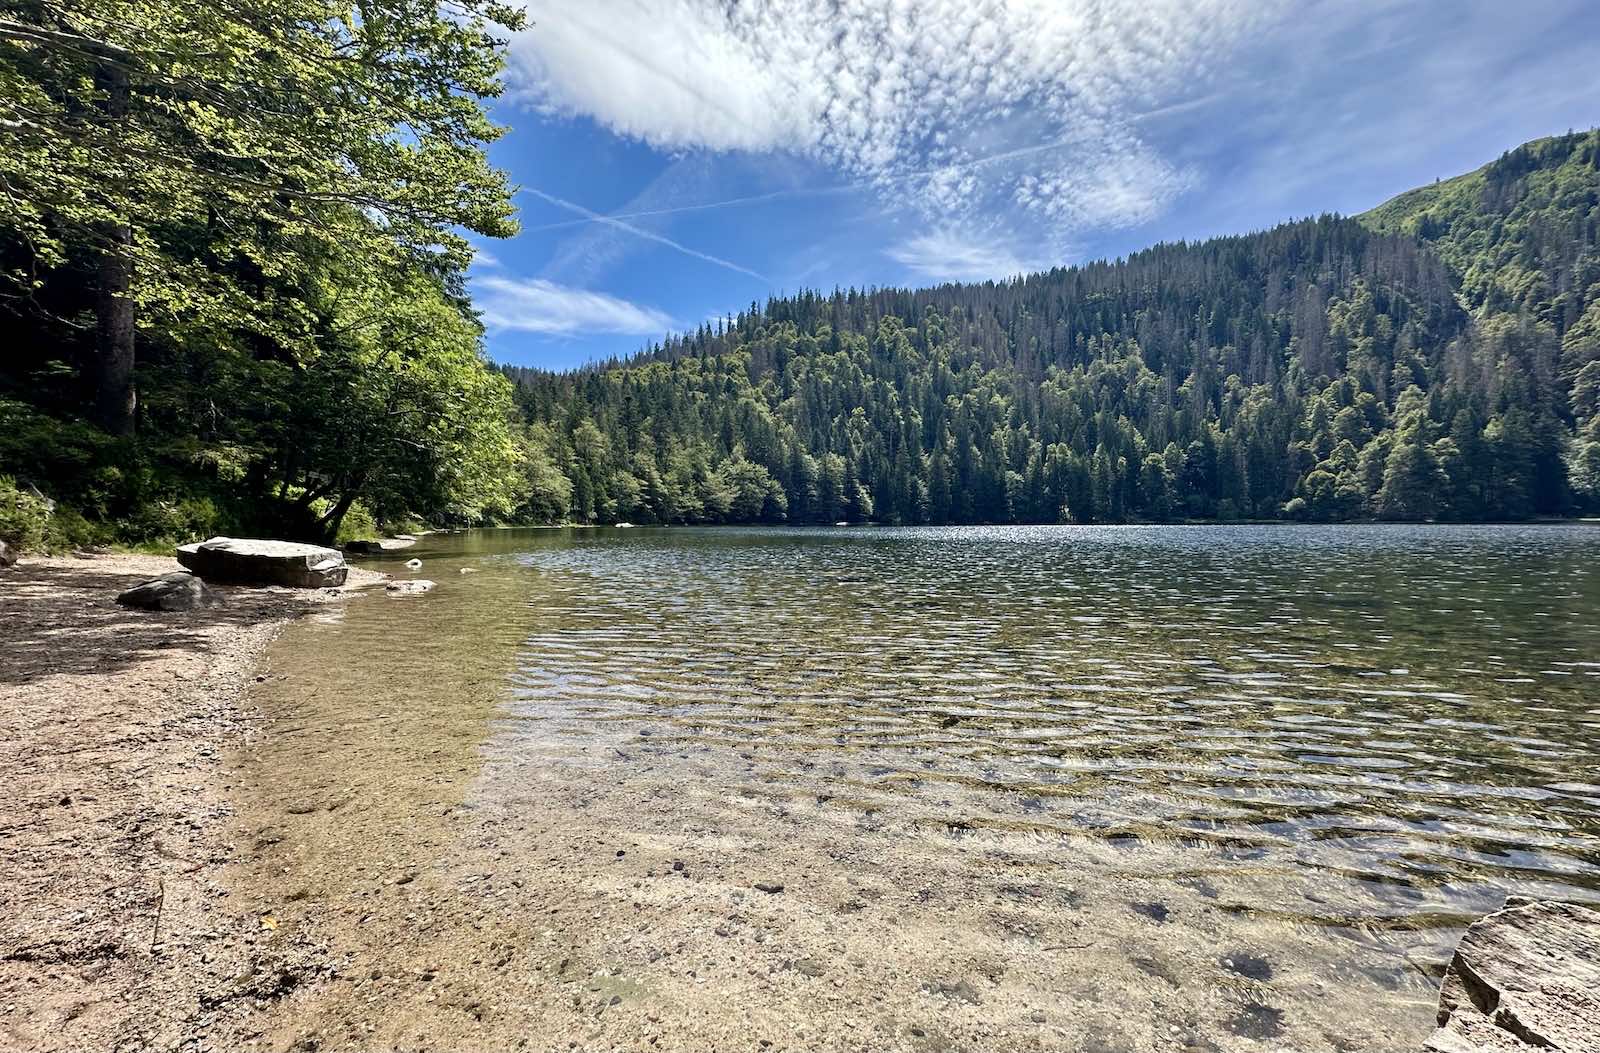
[0,475,54,550]
[0,0,531,543]
[0,0,520,345]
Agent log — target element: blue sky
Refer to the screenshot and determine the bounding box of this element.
[472,0,1600,370]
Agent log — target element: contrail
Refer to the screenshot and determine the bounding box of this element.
[520,187,767,282]
[520,137,1095,236]
[522,185,857,234]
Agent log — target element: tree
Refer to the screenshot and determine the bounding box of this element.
[1376,440,1445,520]
[0,0,521,433]
[518,429,574,523]
[1138,453,1173,521]
[266,265,522,539]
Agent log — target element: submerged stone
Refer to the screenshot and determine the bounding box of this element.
[1132,901,1170,923]
[343,537,416,554]
[177,536,347,588]
[1223,953,1274,980]
[385,579,436,594]
[1225,1003,1285,1039]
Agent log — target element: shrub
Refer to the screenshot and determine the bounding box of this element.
[0,475,55,551]
[124,495,225,546]
[331,500,378,544]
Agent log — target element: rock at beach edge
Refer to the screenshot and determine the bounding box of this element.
[116,571,223,612]
[176,536,348,588]
[343,537,416,554]
[1425,898,1600,1052]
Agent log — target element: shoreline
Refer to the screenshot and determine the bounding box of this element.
[0,553,382,1052]
[2,537,1560,1051]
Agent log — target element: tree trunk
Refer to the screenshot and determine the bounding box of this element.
[317,485,362,544]
[93,61,136,436]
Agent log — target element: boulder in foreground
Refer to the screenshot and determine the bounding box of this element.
[116,571,223,611]
[1426,898,1600,1052]
[177,537,348,588]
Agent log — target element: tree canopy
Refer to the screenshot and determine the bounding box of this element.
[0,0,533,544]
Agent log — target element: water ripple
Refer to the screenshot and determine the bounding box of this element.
[498,524,1600,929]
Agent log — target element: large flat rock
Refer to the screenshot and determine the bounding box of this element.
[343,537,416,554]
[176,537,348,588]
[1426,899,1600,1052]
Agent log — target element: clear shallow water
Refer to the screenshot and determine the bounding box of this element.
[482,525,1600,922]
[306,523,1600,1043]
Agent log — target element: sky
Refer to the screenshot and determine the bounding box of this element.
[472,0,1600,370]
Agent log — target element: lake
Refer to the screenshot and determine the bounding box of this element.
[233,524,1600,1050]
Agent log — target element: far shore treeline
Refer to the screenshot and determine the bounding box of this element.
[1,2,1597,550]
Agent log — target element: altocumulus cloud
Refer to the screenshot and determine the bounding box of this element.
[473,275,675,336]
[507,0,1283,235]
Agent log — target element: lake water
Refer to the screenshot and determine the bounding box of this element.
[241,524,1600,1050]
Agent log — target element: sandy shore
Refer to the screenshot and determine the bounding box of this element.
[0,553,382,1052]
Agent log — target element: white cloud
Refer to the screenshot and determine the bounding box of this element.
[508,1,1285,232]
[886,229,1050,284]
[473,275,675,336]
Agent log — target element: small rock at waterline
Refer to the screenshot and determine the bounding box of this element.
[343,537,415,554]
[0,539,17,567]
[116,571,223,612]
[404,558,422,570]
[386,579,436,594]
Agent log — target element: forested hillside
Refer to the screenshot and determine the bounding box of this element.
[506,130,1600,526]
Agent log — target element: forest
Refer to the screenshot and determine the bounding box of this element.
[0,0,537,549]
[1,0,1597,546]
[507,131,1600,526]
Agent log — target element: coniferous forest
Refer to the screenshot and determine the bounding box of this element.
[1,0,1598,549]
[506,131,1600,528]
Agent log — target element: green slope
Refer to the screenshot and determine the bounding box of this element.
[1360,129,1600,331]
